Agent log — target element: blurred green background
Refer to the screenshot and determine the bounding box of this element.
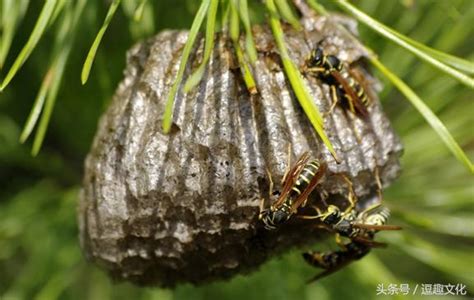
[0,0,473,299]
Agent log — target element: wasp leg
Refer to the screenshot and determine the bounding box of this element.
[335,234,348,251]
[313,205,322,215]
[345,93,356,114]
[309,223,333,233]
[318,190,329,207]
[259,167,275,219]
[297,204,324,219]
[360,203,382,219]
[333,174,357,213]
[374,166,383,202]
[352,122,363,144]
[298,214,322,220]
[281,142,293,184]
[305,67,326,74]
[343,106,363,144]
[322,85,339,118]
[258,198,265,220]
[266,167,274,198]
[301,199,308,207]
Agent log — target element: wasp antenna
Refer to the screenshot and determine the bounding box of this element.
[306,271,329,284]
[297,214,323,219]
[306,265,344,284]
[330,152,341,164]
[317,37,327,49]
[353,236,387,248]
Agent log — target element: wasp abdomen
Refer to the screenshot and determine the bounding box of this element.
[364,207,390,226]
[291,160,322,196]
[339,70,369,106]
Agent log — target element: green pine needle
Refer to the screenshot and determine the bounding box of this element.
[0,0,30,69]
[234,41,258,95]
[238,0,259,63]
[133,0,148,21]
[265,0,339,162]
[380,22,474,75]
[309,0,472,173]
[306,0,327,14]
[184,0,219,93]
[230,0,257,94]
[81,0,121,85]
[275,0,302,30]
[229,0,240,40]
[334,0,474,89]
[32,48,67,156]
[19,68,53,143]
[220,0,231,29]
[49,0,68,25]
[370,57,473,173]
[0,0,58,91]
[395,233,474,284]
[162,0,211,133]
[26,0,86,154]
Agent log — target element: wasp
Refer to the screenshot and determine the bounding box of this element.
[302,240,370,283]
[302,205,400,282]
[259,150,327,230]
[304,43,370,118]
[307,202,401,247]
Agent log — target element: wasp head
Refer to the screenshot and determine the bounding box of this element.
[272,208,291,224]
[346,242,370,259]
[321,205,342,225]
[326,55,343,72]
[309,47,324,67]
[335,219,353,237]
[259,205,291,230]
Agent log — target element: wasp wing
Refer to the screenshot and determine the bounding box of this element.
[348,67,375,105]
[306,249,368,284]
[353,223,402,231]
[291,162,327,212]
[271,152,311,208]
[331,71,369,118]
[307,262,350,284]
[351,236,387,248]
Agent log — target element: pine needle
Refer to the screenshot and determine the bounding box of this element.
[230,0,257,94]
[333,0,474,89]
[238,0,258,63]
[275,0,301,30]
[162,0,211,133]
[133,0,148,21]
[0,0,30,69]
[24,0,87,154]
[19,68,53,143]
[265,0,339,162]
[81,0,121,85]
[183,0,219,92]
[0,0,58,91]
[371,57,473,173]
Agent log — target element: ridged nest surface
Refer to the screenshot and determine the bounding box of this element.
[78,15,403,286]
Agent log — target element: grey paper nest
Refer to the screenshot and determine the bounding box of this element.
[78,15,403,287]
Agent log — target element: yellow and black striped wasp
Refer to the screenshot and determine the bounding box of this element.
[259,150,327,230]
[302,205,401,282]
[313,203,400,247]
[303,41,371,118]
[301,195,401,247]
[303,239,370,283]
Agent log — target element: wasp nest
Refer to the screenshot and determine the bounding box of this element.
[78,14,403,287]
